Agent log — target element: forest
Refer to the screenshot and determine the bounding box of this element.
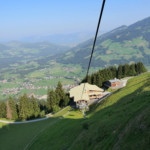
[81,62,147,87]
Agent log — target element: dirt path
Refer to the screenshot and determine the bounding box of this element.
[0,117,50,124]
[0,107,68,124]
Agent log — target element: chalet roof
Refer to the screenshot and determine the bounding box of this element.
[69,83,104,102]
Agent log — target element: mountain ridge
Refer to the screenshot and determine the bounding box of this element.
[54,16,150,68]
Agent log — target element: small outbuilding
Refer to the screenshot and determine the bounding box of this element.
[105,78,121,87]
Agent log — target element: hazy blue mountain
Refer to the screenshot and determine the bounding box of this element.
[19,32,96,46]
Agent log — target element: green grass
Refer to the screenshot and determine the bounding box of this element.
[29,72,150,150]
[28,71,46,78]
[0,82,20,88]
[34,78,74,87]
[0,73,150,150]
[0,107,71,150]
[94,36,150,63]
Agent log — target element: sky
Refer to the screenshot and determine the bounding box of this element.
[0,0,150,41]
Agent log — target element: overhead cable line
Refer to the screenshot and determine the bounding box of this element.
[81,0,106,99]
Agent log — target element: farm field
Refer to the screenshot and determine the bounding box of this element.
[0,62,86,101]
[0,72,150,150]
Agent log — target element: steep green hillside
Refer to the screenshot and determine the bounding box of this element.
[0,72,150,150]
[56,17,150,68]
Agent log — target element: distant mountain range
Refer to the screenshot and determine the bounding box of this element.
[54,17,150,68]
[17,32,98,46]
[1,17,150,71]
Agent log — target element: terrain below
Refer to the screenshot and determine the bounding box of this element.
[0,72,150,150]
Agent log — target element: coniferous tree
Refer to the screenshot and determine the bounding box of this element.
[7,97,18,120]
[50,90,58,111]
[55,81,64,106]
[99,70,105,83]
[96,74,102,87]
[136,62,147,74]
[129,63,136,76]
[109,66,117,78]
[107,68,113,79]
[117,65,123,79]
[6,101,12,120]
[18,94,30,120]
[123,64,130,77]
[141,62,147,72]
[47,89,51,112]
[30,96,40,118]
[103,69,109,81]
[29,98,34,118]
[0,101,6,118]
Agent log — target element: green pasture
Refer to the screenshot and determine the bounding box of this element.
[34,78,74,87]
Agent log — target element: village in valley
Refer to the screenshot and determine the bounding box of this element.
[0,75,78,100]
[0,69,129,102]
[0,64,83,100]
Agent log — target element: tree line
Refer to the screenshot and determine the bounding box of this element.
[0,95,43,121]
[81,62,147,87]
[0,81,69,121]
[47,81,69,113]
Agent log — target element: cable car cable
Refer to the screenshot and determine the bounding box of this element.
[81,0,106,99]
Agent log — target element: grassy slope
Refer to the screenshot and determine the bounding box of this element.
[0,107,72,150]
[30,72,150,150]
[0,73,150,150]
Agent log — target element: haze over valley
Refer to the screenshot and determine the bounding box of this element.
[0,17,150,101]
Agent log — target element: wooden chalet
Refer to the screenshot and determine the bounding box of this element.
[69,83,104,108]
